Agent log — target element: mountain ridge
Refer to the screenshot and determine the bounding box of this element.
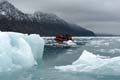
[0,1,95,36]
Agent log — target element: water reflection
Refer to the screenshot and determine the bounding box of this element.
[43,40,88,66]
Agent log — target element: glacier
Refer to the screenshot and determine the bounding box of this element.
[55,50,120,75]
[0,32,44,72]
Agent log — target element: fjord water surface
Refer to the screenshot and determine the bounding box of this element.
[1,37,120,80]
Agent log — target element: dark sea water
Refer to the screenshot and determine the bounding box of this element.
[1,37,120,80]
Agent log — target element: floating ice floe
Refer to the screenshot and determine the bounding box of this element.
[0,32,44,72]
[98,48,120,54]
[55,50,120,75]
[88,40,109,47]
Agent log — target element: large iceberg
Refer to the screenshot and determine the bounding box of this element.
[0,32,44,72]
[55,50,120,75]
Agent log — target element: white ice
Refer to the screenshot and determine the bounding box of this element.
[64,40,77,46]
[55,50,120,75]
[0,32,44,72]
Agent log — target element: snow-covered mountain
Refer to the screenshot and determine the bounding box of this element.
[0,1,94,36]
[0,1,29,20]
[33,12,66,24]
[0,1,67,23]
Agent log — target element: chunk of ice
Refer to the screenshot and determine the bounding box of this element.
[0,32,44,72]
[55,50,120,75]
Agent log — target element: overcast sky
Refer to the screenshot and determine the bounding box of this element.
[7,0,120,34]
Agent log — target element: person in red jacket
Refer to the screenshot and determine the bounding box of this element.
[55,34,73,43]
[55,35,64,43]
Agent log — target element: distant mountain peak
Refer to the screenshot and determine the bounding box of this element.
[0,1,94,36]
[0,0,12,7]
[0,1,29,20]
[0,1,13,11]
[33,11,66,24]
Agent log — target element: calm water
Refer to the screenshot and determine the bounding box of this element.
[1,37,120,80]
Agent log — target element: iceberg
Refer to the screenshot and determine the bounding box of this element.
[55,50,120,75]
[0,32,44,72]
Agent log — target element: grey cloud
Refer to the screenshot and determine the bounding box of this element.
[80,21,120,34]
